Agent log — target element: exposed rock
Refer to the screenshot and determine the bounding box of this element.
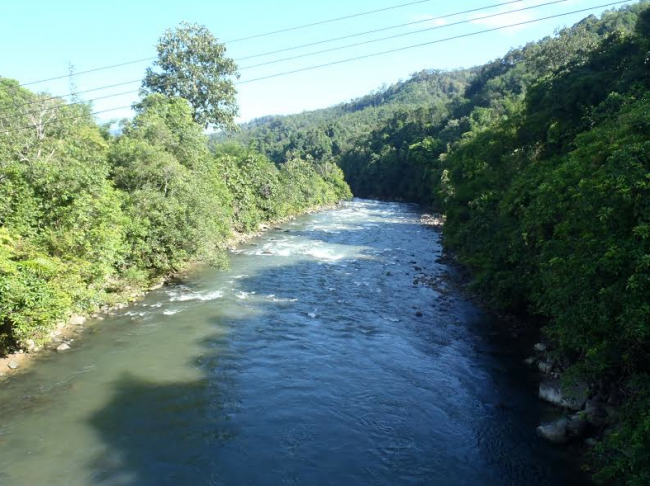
[385,271,393,276]
[524,356,537,367]
[7,360,19,370]
[259,223,270,231]
[539,379,589,410]
[56,343,71,353]
[0,371,5,378]
[69,314,86,326]
[538,360,554,374]
[415,311,423,317]
[413,266,422,271]
[537,417,569,444]
[536,414,587,444]
[261,251,273,255]
[149,281,165,291]
[534,342,547,352]
[566,413,588,438]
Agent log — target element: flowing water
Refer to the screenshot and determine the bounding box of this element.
[0,200,587,486]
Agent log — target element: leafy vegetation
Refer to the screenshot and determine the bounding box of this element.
[220,3,650,483]
[0,24,350,354]
[142,22,239,130]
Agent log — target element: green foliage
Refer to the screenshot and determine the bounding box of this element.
[0,61,350,352]
[225,3,650,483]
[142,22,239,130]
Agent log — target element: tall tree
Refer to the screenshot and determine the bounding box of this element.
[142,22,239,131]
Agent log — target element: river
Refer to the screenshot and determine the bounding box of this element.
[0,200,588,486]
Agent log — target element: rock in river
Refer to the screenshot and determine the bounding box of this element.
[7,360,19,370]
[536,414,587,444]
[56,343,71,353]
[539,379,588,410]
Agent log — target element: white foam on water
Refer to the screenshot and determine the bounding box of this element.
[272,297,298,303]
[305,247,345,261]
[163,309,182,316]
[168,289,224,302]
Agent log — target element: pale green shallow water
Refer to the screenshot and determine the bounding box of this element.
[0,200,588,486]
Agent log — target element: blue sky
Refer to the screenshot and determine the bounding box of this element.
[0,0,635,124]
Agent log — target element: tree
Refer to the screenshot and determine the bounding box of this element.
[142,22,239,131]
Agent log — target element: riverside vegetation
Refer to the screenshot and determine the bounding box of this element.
[2,3,649,484]
[219,3,650,484]
[0,23,351,357]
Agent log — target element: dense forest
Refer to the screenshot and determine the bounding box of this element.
[219,3,650,484]
[0,25,351,356]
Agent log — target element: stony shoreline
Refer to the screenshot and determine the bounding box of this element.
[0,203,339,381]
[417,211,617,467]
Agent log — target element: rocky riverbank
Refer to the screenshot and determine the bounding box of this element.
[528,342,619,450]
[415,211,618,468]
[0,203,339,381]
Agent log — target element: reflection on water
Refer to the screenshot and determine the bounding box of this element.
[0,200,588,485]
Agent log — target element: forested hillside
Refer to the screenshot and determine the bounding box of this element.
[0,25,351,356]
[215,3,650,484]
[212,68,473,165]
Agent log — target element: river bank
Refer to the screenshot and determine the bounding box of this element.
[0,199,589,485]
[0,203,339,382]
[416,210,619,481]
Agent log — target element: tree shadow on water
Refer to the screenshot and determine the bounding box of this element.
[88,372,238,486]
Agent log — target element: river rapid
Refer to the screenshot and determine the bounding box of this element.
[0,200,587,486]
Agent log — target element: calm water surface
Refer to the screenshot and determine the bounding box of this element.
[0,200,587,485]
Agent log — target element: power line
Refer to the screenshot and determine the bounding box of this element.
[18,0,435,87]
[237,0,525,62]
[0,79,141,115]
[0,0,632,136]
[0,79,142,119]
[0,104,133,135]
[236,0,631,85]
[1,0,572,121]
[5,0,515,115]
[226,0,434,43]
[239,0,570,71]
[0,89,139,126]
[0,0,532,119]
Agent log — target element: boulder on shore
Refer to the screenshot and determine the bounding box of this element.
[537,417,570,444]
[539,379,589,410]
[69,314,86,326]
[536,414,588,444]
[56,343,71,353]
